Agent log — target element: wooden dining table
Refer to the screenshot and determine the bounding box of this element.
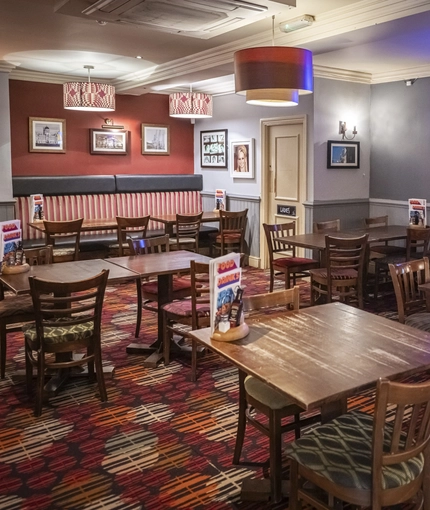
[108,250,212,367]
[189,301,430,500]
[150,211,220,236]
[28,218,118,233]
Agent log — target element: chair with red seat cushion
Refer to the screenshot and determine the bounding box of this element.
[263,222,319,292]
[210,209,248,257]
[128,235,192,338]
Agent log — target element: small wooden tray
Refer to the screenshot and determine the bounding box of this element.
[2,263,30,274]
[211,322,249,342]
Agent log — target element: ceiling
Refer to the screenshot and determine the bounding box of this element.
[2,0,430,96]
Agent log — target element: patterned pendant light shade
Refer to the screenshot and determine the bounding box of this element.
[169,92,213,118]
[63,66,115,112]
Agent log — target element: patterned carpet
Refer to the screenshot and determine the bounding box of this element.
[0,267,424,509]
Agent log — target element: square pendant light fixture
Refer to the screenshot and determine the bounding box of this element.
[64,65,115,112]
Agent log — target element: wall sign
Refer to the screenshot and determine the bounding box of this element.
[277,205,296,216]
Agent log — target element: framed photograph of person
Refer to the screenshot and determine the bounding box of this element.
[90,129,129,155]
[200,129,228,168]
[142,124,170,155]
[327,140,360,169]
[230,139,254,178]
[29,117,66,153]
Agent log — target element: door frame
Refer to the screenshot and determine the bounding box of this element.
[260,115,308,269]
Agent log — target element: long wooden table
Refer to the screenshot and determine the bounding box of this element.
[189,301,430,500]
[108,250,212,367]
[278,225,407,263]
[28,218,118,233]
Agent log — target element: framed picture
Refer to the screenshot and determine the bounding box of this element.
[90,129,129,155]
[230,139,254,178]
[327,140,360,169]
[200,129,228,168]
[142,124,170,155]
[29,117,66,153]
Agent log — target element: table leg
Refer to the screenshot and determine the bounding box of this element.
[126,273,173,368]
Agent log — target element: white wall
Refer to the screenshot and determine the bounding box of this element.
[313,78,371,201]
[193,92,314,198]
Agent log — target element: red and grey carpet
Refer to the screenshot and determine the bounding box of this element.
[0,267,425,509]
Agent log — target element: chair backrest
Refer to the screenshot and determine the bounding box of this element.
[190,260,210,329]
[313,219,341,233]
[371,377,430,504]
[364,215,388,228]
[218,209,248,254]
[24,245,53,266]
[28,269,109,350]
[243,286,300,316]
[116,215,150,256]
[388,257,429,323]
[406,226,430,260]
[325,234,369,279]
[263,222,297,260]
[174,212,203,252]
[128,235,170,255]
[43,218,83,261]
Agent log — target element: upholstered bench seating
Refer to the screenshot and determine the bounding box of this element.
[13,174,217,256]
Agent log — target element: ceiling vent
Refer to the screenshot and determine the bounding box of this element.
[54,0,296,39]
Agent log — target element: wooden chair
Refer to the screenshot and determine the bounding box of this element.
[374,226,430,299]
[0,246,53,379]
[43,218,83,263]
[313,219,340,233]
[24,269,109,416]
[286,376,430,510]
[128,235,192,338]
[110,215,150,257]
[310,234,369,309]
[263,222,319,291]
[169,212,203,253]
[365,215,406,256]
[389,257,430,331]
[210,209,248,257]
[233,287,320,504]
[162,260,210,374]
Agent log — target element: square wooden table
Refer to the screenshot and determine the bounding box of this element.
[108,250,212,367]
[190,301,430,420]
[150,211,220,236]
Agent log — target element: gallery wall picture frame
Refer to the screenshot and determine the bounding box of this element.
[90,129,129,155]
[327,140,360,169]
[230,139,254,179]
[29,117,66,153]
[142,124,170,155]
[200,129,228,168]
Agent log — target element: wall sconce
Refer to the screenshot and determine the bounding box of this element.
[339,121,357,140]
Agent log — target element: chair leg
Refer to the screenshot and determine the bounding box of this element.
[35,354,44,417]
[233,370,247,464]
[191,339,197,382]
[269,269,274,292]
[25,343,33,395]
[0,320,6,379]
[135,278,142,338]
[269,407,283,503]
[289,459,300,510]
[285,269,291,290]
[94,346,107,402]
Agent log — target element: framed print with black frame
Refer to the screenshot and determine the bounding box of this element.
[29,117,66,153]
[200,129,228,168]
[327,140,360,169]
[90,129,129,155]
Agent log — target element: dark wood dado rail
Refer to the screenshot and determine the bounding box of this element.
[12,174,216,254]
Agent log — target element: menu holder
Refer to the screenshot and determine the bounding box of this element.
[211,322,249,342]
[2,263,30,274]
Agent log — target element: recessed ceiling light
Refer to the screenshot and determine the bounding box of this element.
[136,56,142,59]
